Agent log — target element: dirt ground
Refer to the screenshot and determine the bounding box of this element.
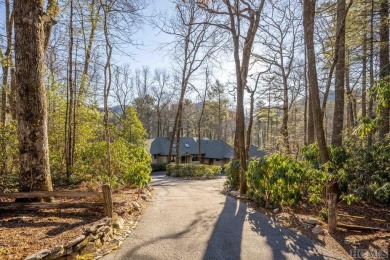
[243,197,390,259]
[0,184,146,260]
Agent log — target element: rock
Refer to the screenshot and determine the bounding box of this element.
[146,184,153,191]
[73,237,90,251]
[25,249,51,260]
[304,219,318,225]
[273,208,280,214]
[229,191,239,197]
[65,235,86,249]
[102,226,112,235]
[142,188,151,197]
[113,217,125,230]
[85,224,97,234]
[65,247,73,255]
[45,246,65,260]
[276,214,290,222]
[312,225,325,235]
[66,252,79,260]
[80,242,97,255]
[95,239,103,248]
[132,201,142,211]
[101,233,112,242]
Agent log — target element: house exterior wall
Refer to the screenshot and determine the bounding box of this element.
[152,155,169,164]
[202,158,230,167]
[152,154,230,167]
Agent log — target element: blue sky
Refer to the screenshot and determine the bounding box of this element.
[115,0,175,69]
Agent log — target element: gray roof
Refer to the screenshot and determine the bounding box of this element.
[150,137,200,156]
[199,140,234,159]
[249,145,266,158]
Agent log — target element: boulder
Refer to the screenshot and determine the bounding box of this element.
[113,218,125,230]
[312,225,325,235]
[304,219,318,225]
[45,246,65,260]
[132,201,142,211]
[80,242,97,255]
[65,235,85,249]
[25,249,51,260]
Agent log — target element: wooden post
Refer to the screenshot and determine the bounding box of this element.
[102,185,113,218]
[328,193,337,234]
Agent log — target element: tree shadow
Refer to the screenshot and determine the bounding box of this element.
[204,195,341,260]
[203,196,246,260]
[0,210,102,236]
[120,213,207,259]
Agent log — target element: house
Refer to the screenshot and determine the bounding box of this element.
[150,137,199,164]
[199,139,233,167]
[149,137,266,167]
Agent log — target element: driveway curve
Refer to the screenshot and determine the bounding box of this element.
[102,173,342,260]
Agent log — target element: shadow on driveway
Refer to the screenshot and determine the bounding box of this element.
[203,196,339,260]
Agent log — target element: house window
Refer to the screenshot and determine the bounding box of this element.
[185,143,190,148]
[153,154,157,160]
[193,155,199,161]
[216,159,220,161]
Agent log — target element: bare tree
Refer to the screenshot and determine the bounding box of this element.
[156,1,222,164]
[200,0,266,193]
[254,0,302,153]
[152,69,173,137]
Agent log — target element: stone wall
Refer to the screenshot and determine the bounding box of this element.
[25,217,119,260]
[24,187,152,260]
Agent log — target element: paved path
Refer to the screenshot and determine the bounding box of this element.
[103,173,343,260]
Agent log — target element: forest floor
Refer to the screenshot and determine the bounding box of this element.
[0,182,147,260]
[239,196,390,259]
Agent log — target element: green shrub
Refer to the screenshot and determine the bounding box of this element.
[301,137,390,204]
[151,163,167,172]
[166,163,221,178]
[74,138,152,188]
[246,154,327,207]
[225,159,240,190]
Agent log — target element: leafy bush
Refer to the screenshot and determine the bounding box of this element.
[166,163,221,178]
[225,159,240,189]
[0,121,19,175]
[151,163,167,172]
[301,138,390,204]
[341,136,390,203]
[246,154,327,207]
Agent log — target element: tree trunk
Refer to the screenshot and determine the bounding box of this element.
[362,31,367,118]
[368,0,375,147]
[303,0,329,163]
[66,0,74,180]
[378,0,390,140]
[332,0,346,147]
[1,0,13,175]
[14,0,53,192]
[281,77,290,153]
[346,54,355,128]
[304,48,309,145]
[246,73,260,159]
[103,4,113,176]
